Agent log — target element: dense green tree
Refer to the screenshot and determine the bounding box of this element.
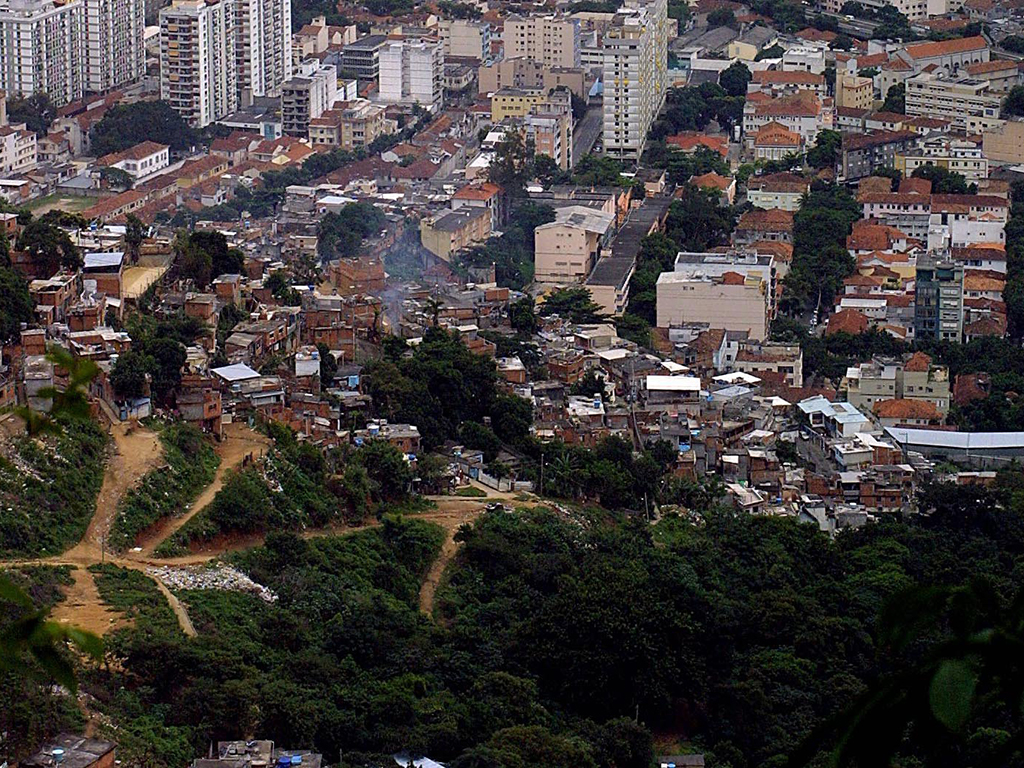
[110,350,151,400]
[17,216,81,275]
[806,129,841,170]
[6,93,55,136]
[509,296,538,335]
[354,439,413,499]
[539,287,607,324]
[0,262,33,344]
[719,61,752,97]
[488,129,535,196]
[882,82,906,113]
[707,7,737,27]
[90,102,199,155]
[911,164,976,194]
[318,202,387,259]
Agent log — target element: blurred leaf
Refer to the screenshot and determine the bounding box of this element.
[930,659,977,731]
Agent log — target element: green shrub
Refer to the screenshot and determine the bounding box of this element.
[0,418,107,556]
[108,423,219,552]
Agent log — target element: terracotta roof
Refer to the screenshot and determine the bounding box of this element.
[898,177,932,195]
[858,177,894,196]
[868,111,907,123]
[881,57,913,72]
[754,121,801,147]
[844,130,918,151]
[826,308,869,335]
[873,398,941,420]
[748,172,809,194]
[904,35,988,60]
[953,372,990,406]
[736,208,794,232]
[755,92,821,118]
[965,316,1006,337]
[904,351,932,372]
[795,27,837,42]
[750,240,794,261]
[844,274,884,287]
[859,192,932,206]
[931,194,1008,209]
[967,59,1016,75]
[453,181,501,200]
[964,274,1005,292]
[855,52,889,68]
[665,132,729,157]
[721,271,746,285]
[97,140,169,167]
[691,171,733,190]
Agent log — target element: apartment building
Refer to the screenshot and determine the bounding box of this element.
[478,58,586,97]
[905,70,1002,132]
[0,0,85,107]
[281,61,337,137]
[845,353,950,414]
[308,99,391,149]
[503,14,580,68]
[746,172,810,212]
[915,252,964,343]
[840,130,919,181]
[84,0,144,93]
[656,250,777,337]
[743,92,832,149]
[438,18,490,61]
[747,69,825,98]
[894,134,988,181]
[161,0,237,127]
[534,206,615,284]
[338,34,387,81]
[602,0,669,161]
[0,121,36,171]
[233,0,292,100]
[378,38,444,112]
[836,73,873,110]
[97,140,169,179]
[983,119,1024,164]
[420,207,491,262]
[526,88,574,170]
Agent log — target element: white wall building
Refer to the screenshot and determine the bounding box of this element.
[378,38,444,112]
[84,0,145,93]
[281,60,337,136]
[160,0,237,127]
[503,14,580,68]
[0,0,85,107]
[602,0,668,161]
[233,0,291,100]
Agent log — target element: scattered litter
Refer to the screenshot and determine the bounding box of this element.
[147,565,277,602]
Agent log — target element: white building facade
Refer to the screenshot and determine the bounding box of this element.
[378,38,444,112]
[0,0,86,107]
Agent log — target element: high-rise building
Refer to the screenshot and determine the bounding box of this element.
[233,0,291,101]
[438,18,491,62]
[378,38,444,112]
[503,14,580,68]
[160,0,237,127]
[601,0,669,161]
[915,253,964,343]
[0,0,86,107]
[281,60,337,137]
[84,0,144,94]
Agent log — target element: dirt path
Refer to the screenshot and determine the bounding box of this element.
[151,576,197,637]
[50,566,127,637]
[4,414,527,633]
[68,423,163,561]
[134,422,271,557]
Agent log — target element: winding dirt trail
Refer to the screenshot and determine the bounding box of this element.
[4,414,527,634]
[133,422,271,557]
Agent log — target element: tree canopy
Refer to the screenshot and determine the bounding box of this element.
[90,102,200,156]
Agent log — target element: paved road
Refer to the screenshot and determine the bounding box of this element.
[574,106,603,162]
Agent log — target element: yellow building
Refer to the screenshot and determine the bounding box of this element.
[491,87,546,121]
[420,207,492,262]
[836,73,874,110]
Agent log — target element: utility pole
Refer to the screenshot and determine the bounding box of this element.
[539,454,544,496]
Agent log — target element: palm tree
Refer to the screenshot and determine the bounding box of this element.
[425,297,444,327]
[13,345,99,436]
[0,575,102,692]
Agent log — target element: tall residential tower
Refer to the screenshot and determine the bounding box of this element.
[601,0,669,161]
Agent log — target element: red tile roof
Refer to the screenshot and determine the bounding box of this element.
[904,351,932,372]
[904,35,988,60]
